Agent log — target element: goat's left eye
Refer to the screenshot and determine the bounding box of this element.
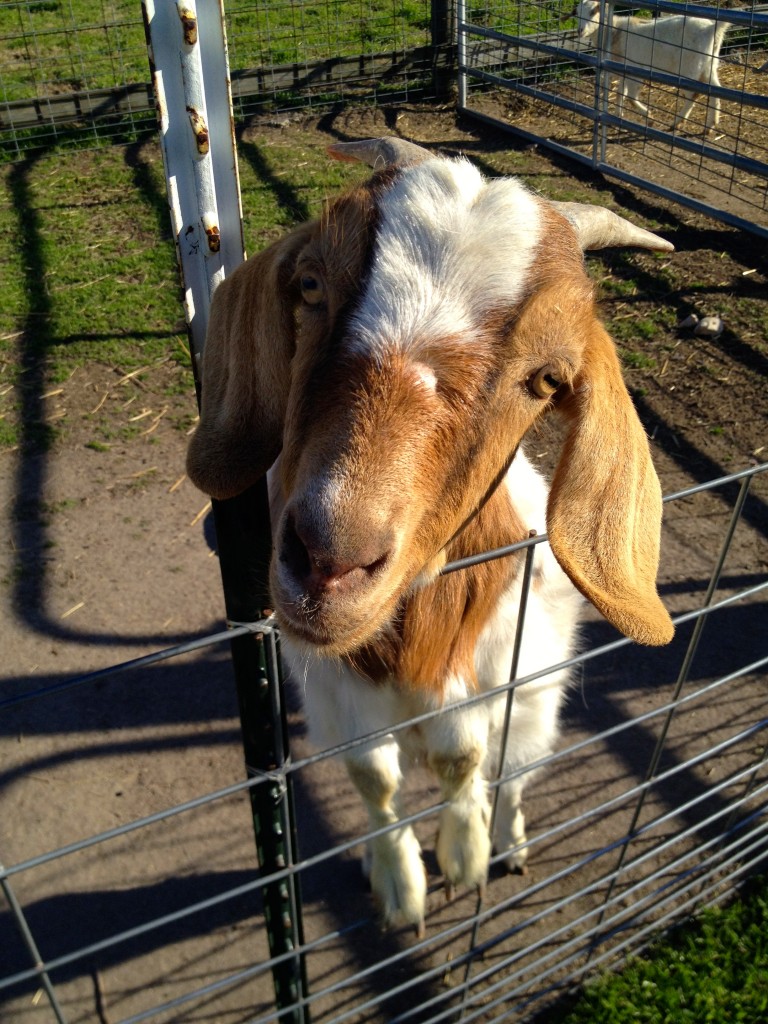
[300,274,324,305]
[529,366,562,399]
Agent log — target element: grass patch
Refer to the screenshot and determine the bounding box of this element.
[550,875,768,1024]
[0,140,194,451]
[620,345,658,369]
[0,125,369,453]
[0,0,433,104]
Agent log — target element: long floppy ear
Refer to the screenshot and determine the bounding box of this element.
[547,322,674,646]
[186,221,315,499]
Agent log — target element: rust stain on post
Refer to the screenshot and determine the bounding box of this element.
[202,213,221,253]
[178,5,198,45]
[187,106,209,154]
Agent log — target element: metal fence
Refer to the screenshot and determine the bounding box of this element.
[0,0,447,158]
[458,0,768,238]
[2,462,767,1023]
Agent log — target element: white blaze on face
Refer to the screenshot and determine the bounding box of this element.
[349,157,542,355]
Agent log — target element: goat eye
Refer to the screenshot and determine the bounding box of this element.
[300,274,324,305]
[529,366,562,399]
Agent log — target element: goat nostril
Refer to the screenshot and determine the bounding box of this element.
[364,551,389,577]
[280,513,391,594]
[281,514,312,582]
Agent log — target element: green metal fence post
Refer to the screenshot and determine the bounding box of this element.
[213,487,309,1023]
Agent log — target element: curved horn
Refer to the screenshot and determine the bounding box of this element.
[553,201,674,252]
[327,136,432,170]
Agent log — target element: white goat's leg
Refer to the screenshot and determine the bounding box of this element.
[344,741,427,933]
[423,695,492,898]
[672,90,698,132]
[492,775,529,874]
[626,80,649,118]
[704,74,722,132]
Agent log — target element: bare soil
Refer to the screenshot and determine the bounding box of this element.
[1,105,766,1024]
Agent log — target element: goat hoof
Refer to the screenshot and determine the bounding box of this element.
[414,918,426,940]
[444,881,456,902]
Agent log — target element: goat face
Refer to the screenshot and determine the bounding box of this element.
[187,140,675,655]
[573,0,600,40]
[275,162,592,653]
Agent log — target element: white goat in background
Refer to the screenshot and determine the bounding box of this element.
[574,0,731,133]
[188,137,675,934]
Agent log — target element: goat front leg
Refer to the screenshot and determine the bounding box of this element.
[671,90,698,133]
[423,695,492,899]
[703,86,721,133]
[345,739,427,934]
[493,775,529,874]
[625,80,650,119]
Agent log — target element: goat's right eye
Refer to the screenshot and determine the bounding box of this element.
[529,366,562,400]
[300,274,324,306]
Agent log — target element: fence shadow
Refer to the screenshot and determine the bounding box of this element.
[6,137,214,651]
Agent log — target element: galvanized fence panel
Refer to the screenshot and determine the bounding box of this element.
[0,0,444,158]
[2,463,767,1022]
[458,0,768,238]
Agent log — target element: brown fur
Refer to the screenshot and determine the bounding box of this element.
[348,484,526,695]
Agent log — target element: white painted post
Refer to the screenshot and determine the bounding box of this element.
[142,0,244,374]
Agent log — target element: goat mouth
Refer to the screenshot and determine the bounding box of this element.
[276,613,375,656]
[275,590,398,655]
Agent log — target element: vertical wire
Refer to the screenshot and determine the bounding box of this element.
[457,535,538,1020]
[1,864,68,1024]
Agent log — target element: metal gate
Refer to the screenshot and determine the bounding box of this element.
[457,0,768,239]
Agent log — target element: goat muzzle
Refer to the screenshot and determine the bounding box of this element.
[274,507,398,648]
[284,513,391,593]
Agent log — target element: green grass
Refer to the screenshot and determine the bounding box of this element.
[0,141,185,451]
[0,129,366,452]
[550,875,768,1024]
[0,0,432,104]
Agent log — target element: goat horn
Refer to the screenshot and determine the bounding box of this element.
[327,136,432,170]
[552,202,674,252]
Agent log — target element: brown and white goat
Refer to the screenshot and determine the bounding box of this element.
[187,137,674,934]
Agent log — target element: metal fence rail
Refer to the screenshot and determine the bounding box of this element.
[458,0,768,238]
[2,462,767,1023]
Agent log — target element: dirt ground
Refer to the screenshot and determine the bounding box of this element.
[1,104,767,1024]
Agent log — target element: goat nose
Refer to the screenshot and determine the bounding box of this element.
[280,512,391,596]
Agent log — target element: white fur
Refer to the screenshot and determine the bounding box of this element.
[575,0,730,132]
[349,159,542,356]
[282,451,582,927]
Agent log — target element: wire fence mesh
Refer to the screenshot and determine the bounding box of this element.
[0,0,442,159]
[2,462,767,1023]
